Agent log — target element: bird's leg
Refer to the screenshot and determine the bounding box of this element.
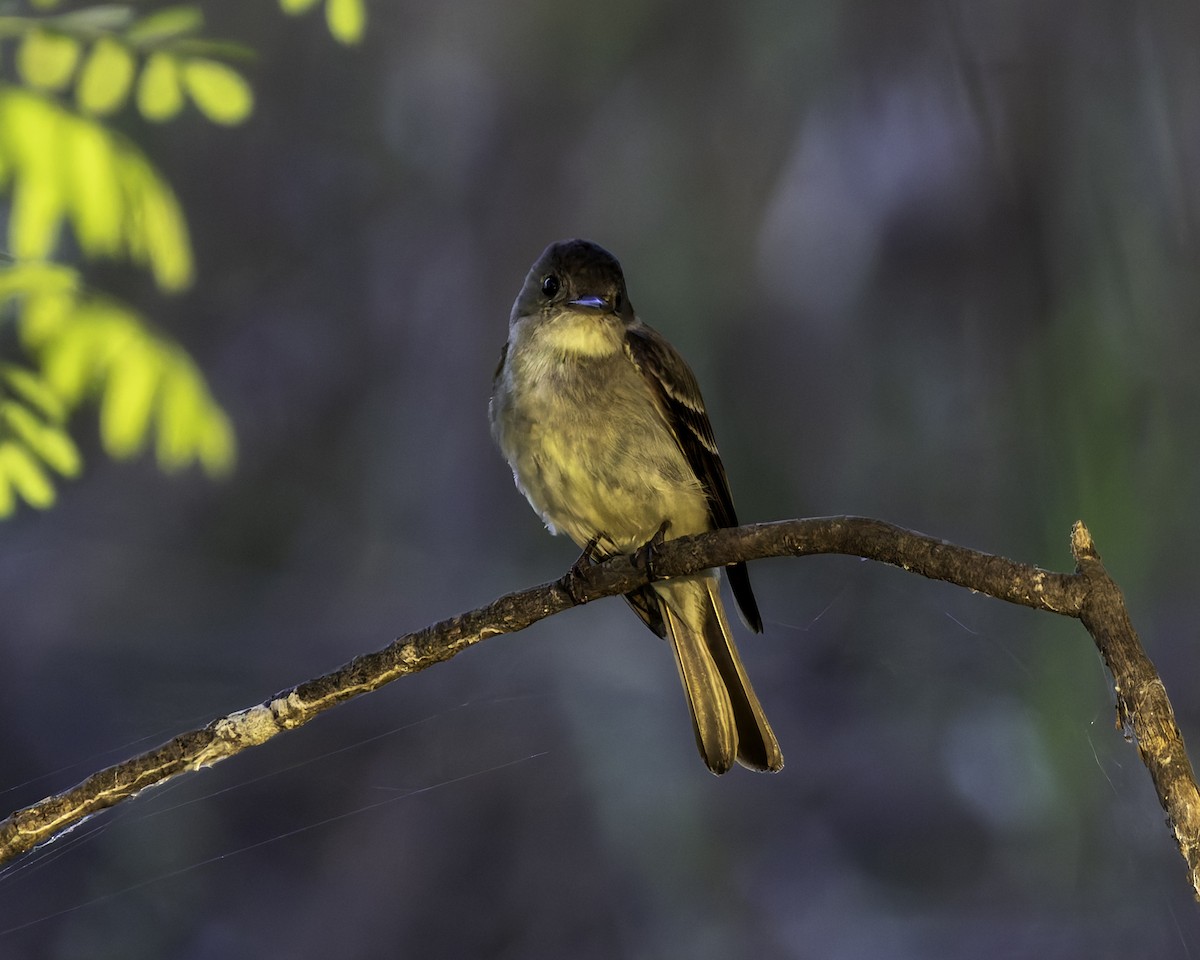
[564,532,606,604]
[634,520,671,582]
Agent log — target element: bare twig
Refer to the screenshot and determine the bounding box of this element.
[0,516,1196,896]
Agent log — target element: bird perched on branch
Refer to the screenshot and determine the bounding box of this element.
[490,238,782,774]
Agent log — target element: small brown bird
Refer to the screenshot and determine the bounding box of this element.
[490,239,782,774]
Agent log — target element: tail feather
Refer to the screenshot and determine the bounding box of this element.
[702,579,783,772]
[662,600,738,773]
[658,577,783,774]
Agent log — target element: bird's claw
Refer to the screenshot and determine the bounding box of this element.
[634,521,671,582]
[564,532,605,604]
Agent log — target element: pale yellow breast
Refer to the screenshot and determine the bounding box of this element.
[537,312,622,358]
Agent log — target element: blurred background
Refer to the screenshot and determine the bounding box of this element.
[2,0,1200,956]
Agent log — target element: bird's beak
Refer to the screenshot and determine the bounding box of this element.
[568,295,612,312]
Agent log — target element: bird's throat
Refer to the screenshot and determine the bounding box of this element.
[538,311,622,358]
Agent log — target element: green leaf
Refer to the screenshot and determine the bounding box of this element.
[137,52,184,121]
[76,37,136,116]
[13,291,237,478]
[126,6,204,46]
[2,399,46,439]
[10,173,65,260]
[0,440,56,509]
[1,92,63,260]
[326,0,365,45]
[1,363,66,420]
[0,260,80,302]
[67,119,122,253]
[180,58,253,125]
[155,349,236,476]
[197,405,235,476]
[29,423,81,477]
[0,351,85,517]
[154,350,203,471]
[280,0,322,12]
[1,400,82,477]
[19,290,76,348]
[119,150,193,290]
[40,309,103,403]
[100,333,160,458]
[16,29,80,90]
[0,90,194,290]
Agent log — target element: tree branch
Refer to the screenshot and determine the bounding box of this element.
[2,516,1197,897]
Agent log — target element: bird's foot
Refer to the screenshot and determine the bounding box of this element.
[564,532,606,604]
[634,521,671,582]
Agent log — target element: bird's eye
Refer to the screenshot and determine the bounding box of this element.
[614,292,624,312]
[541,274,560,298]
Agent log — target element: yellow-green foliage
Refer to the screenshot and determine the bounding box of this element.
[5,6,257,125]
[176,58,253,125]
[0,2,368,516]
[279,0,366,46]
[0,88,193,290]
[0,262,234,516]
[0,361,81,516]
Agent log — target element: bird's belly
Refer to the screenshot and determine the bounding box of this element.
[506,392,709,554]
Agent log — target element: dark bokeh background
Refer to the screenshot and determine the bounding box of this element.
[3,1,1200,956]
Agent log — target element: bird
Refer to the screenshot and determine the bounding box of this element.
[489,238,782,774]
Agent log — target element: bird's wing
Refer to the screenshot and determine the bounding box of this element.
[623,323,762,632]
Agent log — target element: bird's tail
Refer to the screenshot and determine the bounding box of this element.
[658,576,783,774]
